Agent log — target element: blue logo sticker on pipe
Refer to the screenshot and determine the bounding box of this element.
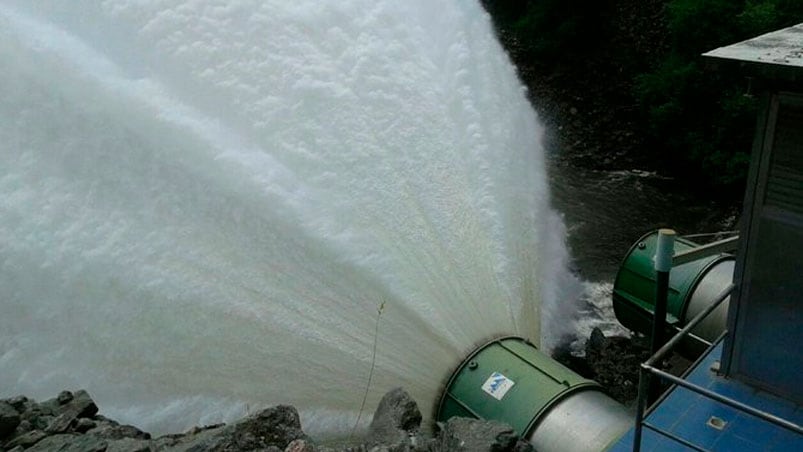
[482,372,515,400]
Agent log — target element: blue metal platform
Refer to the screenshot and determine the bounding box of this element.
[608,342,803,451]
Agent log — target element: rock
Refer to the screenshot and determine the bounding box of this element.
[57,391,75,405]
[182,423,225,436]
[37,397,61,416]
[38,389,97,422]
[26,433,108,452]
[89,423,151,440]
[230,405,307,448]
[151,433,187,450]
[5,396,28,412]
[167,405,307,451]
[69,390,99,418]
[0,401,21,438]
[14,419,33,435]
[367,388,421,447]
[30,415,54,431]
[20,406,41,422]
[105,437,153,452]
[7,446,25,452]
[5,429,47,449]
[585,333,652,403]
[75,418,97,433]
[46,411,78,433]
[433,418,522,452]
[285,438,314,452]
[95,415,122,427]
[589,327,608,352]
[41,390,102,434]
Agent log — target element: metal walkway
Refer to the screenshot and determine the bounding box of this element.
[608,341,803,451]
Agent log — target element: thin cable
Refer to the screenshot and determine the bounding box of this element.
[350,300,385,439]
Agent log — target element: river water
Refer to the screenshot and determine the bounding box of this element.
[548,152,739,349]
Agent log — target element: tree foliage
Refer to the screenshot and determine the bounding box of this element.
[483,0,803,193]
[636,0,803,189]
[482,0,613,62]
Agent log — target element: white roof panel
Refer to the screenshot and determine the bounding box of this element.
[703,23,803,68]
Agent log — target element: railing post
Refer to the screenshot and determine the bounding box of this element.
[649,229,675,404]
[632,364,650,452]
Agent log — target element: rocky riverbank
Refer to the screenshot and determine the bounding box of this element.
[551,326,692,408]
[0,389,533,452]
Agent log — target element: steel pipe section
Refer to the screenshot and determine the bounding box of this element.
[612,231,733,345]
[527,390,632,452]
[436,337,631,452]
[683,259,733,342]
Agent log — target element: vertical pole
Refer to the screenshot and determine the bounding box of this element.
[648,228,675,404]
[632,365,649,452]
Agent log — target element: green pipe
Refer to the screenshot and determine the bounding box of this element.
[612,230,733,341]
[436,337,630,452]
[435,233,734,451]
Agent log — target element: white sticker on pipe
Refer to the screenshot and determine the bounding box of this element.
[481,372,515,400]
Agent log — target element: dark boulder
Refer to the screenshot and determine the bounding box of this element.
[46,412,79,434]
[67,390,99,419]
[14,419,33,436]
[57,391,75,405]
[5,396,28,412]
[432,418,531,452]
[41,390,100,434]
[166,405,307,451]
[75,418,97,433]
[5,429,47,449]
[224,404,307,450]
[585,328,652,403]
[105,437,154,452]
[89,423,151,440]
[588,327,608,352]
[26,433,107,452]
[0,401,21,438]
[367,388,421,448]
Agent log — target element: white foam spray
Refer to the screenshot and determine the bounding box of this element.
[0,0,570,436]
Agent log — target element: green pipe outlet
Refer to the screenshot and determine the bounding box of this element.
[612,231,733,341]
[436,337,631,452]
[433,232,734,451]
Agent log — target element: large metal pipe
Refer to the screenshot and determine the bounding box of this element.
[436,337,631,452]
[612,231,733,350]
[683,259,733,342]
[527,390,631,452]
[436,234,735,450]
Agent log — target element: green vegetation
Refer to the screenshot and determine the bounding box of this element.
[637,0,803,188]
[483,0,803,193]
[482,0,613,62]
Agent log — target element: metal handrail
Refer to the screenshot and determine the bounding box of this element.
[631,283,803,451]
[647,367,803,435]
[646,283,734,368]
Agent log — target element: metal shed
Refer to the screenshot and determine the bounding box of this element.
[704,22,803,405]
